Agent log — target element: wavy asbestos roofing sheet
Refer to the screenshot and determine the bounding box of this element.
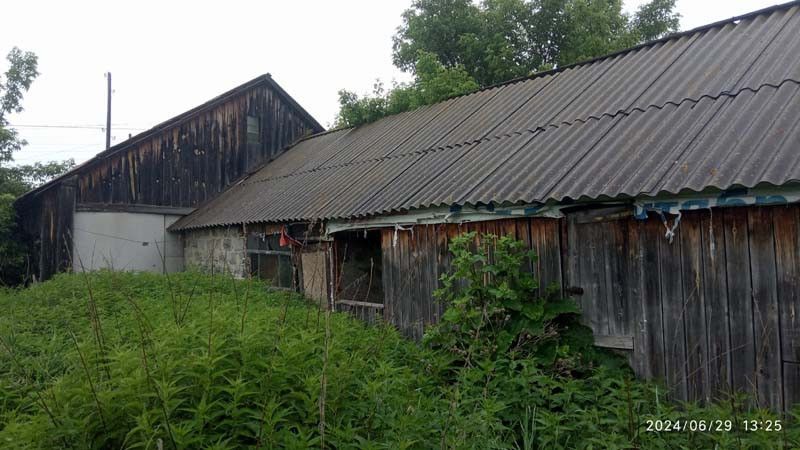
[172,1,800,230]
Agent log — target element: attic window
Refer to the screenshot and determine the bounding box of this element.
[247,115,260,144]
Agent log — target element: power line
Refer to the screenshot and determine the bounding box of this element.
[8,123,146,131]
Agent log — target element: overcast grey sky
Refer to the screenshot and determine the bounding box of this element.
[0,0,783,166]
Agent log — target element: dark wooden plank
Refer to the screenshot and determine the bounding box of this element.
[515,218,534,274]
[398,229,415,338]
[639,216,667,381]
[425,226,440,326]
[659,219,688,401]
[381,229,395,324]
[415,227,429,338]
[723,208,757,401]
[747,207,783,410]
[494,219,516,239]
[435,224,451,320]
[773,206,800,364]
[565,216,579,302]
[680,212,709,403]
[575,219,608,335]
[607,220,630,337]
[784,362,800,409]
[700,208,732,401]
[530,219,546,291]
[540,219,564,295]
[420,225,436,326]
[625,218,648,378]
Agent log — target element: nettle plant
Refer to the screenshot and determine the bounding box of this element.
[425,232,583,369]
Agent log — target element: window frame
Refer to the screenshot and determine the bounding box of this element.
[246,232,293,289]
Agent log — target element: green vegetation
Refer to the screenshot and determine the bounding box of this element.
[1,235,798,448]
[336,0,681,127]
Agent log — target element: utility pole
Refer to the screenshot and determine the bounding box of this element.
[105,72,112,149]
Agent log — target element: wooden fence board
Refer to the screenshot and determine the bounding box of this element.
[626,220,648,377]
[659,222,688,401]
[701,209,732,400]
[723,208,758,400]
[641,218,667,381]
[608,220,630,337]
[680,214,709,402]
[747,207,782,410]
[773,206,800,363]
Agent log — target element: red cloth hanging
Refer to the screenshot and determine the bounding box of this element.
[279,226,303,248]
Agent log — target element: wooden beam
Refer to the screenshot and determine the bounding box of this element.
[76,202,195,216]
[336,299,385,309]
[594,334,634,350]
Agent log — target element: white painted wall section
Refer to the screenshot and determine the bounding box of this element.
[72,211,183,273]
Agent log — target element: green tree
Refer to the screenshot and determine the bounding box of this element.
[395,0,681,85]
[1,48,38,164]
[0,47,74,285]
[335,51,478,128]
[337,0,679,127]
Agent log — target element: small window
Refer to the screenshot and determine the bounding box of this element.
[246,115,260,145]
[246,233,293,288]
[336,230,383,304]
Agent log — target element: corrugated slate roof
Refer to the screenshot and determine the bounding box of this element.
[172,1,800,231]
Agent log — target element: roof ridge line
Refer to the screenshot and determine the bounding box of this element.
[243,78,800,186]
[15,73,325,204]
[428,0,800,103]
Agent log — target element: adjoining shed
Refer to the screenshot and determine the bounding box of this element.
[14,74,323,281]
[170,1,800,411]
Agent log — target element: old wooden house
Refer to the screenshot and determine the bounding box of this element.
[14,74,323,280]
[168,2,800,411]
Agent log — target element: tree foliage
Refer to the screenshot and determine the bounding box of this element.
[337,0,680,127]
[394,0,681,86]
[335,51,478,128]
[0,47,38,164]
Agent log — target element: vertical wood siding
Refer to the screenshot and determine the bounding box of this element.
[380,218,562,341]
[20,81,320,281]
[76,84,317,207]
[377,205,800,411]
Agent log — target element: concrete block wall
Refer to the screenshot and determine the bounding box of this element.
[183,226,247,278]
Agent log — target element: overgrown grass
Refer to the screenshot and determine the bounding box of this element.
[0,270,797,448]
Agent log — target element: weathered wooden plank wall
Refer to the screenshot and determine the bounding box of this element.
[565,206,800,410]
[15,177,77,281]
[76,83,318,207]
[380,219,562,341]
[377,205,800,411]
[19,78,321,281]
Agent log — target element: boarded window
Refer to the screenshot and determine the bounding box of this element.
[246,233,292,288]
[246,115,260,145]
[302,248,328,305]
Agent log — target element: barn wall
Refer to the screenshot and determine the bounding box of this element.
[76,83,319,208]
[378,219,562,341]
[16,177,77,281]
[566,205,800,411]
[375,205,800,411]
[18,79,320,282]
